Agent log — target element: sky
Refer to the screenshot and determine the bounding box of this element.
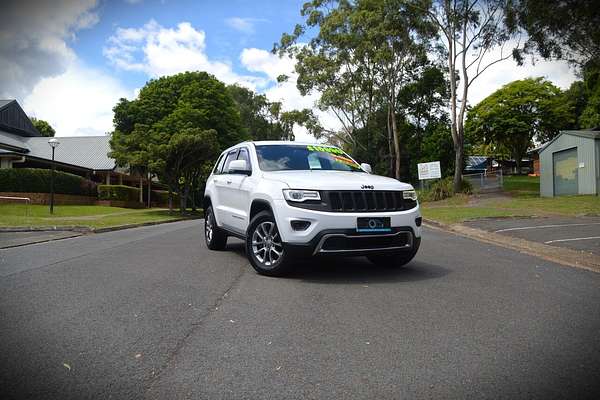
[0,0,579,142]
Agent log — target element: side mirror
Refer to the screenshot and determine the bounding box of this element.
[228,159,251,175]
[360,163,372,174]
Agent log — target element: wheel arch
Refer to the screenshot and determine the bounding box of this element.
[249,199,273,222]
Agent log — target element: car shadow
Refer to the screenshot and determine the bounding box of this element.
[226,240,449,284]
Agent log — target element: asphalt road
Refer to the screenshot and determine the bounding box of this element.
[1,220,599,399]
[465,216,600,256]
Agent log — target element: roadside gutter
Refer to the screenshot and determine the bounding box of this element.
[423,218,600,273]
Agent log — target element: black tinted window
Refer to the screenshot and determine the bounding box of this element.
[255,145,362,172]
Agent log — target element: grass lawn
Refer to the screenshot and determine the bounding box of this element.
[503,175,540,193]
[0,204,201,229]
[421,175,599,224]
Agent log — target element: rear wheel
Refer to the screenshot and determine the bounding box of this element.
[246,211,293,276]
[204,206,227,250]
[367,237,421,268]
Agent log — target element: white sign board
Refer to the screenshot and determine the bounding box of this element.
[417,161,441,180]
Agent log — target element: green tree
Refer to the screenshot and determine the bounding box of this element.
[466,78,575,173]
[110,71,243,212]
[406,0,523,191]
[276,0,433,179]
[30,118,55,137]
[515,0,600,68]
[227,84,310,141]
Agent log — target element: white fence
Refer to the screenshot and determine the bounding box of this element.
[462,170,503,192]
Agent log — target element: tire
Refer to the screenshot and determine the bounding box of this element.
[245,210,293,277]
[367,237,421,268]
[204,206,228,250]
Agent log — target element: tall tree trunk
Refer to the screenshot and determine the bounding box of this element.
[168,187,173,213]
[191,181,197,212]
[180,184,190,215]
[387,106,394,177]
[147,172,151,208]
[390,91,401,180]
[139,175,143,204]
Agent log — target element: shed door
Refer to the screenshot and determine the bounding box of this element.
[553,147,578,196]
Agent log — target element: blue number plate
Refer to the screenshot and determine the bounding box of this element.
[356,217,392,233]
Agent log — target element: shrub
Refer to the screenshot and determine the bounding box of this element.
[419,176,472,202]
[98,185,141,202]
[0,168,97,196]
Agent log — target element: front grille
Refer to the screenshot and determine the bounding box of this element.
[326,190,409,212]
[321,233,410,251]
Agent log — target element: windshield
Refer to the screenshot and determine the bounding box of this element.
[255,144,363,172]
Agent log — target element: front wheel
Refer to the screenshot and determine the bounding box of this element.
[246,211,293,276]
[367,237,421,268]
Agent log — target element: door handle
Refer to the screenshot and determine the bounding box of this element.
[226,180,232,184]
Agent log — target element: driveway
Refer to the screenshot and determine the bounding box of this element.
[465,216,600,256]
[1,220,599,399]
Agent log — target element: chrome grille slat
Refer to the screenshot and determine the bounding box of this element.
[323,190,405,212]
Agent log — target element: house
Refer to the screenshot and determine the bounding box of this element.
[0,99,142,187]
[539,129,600,197]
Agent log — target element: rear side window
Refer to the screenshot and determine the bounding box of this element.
[213,153,226,174]
[222,150,239,174]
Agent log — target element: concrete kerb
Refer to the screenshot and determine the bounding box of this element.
[423,218,600,273]
[0,217,203,235]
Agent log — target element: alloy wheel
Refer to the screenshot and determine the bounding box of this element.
[251,221,283,268]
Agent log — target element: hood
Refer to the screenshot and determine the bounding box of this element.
[261,170,413,191]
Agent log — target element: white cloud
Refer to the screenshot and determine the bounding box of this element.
[104,20,266,90]
[0,0,99,100]
[240,48,339,143]
[225,17,265,34]
[463,42,577,106]
[23,62,133,137]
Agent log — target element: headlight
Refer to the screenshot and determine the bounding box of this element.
[283,189,321,202]
[403,190,417,201]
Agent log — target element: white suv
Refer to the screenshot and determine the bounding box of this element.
[203,141,422,276]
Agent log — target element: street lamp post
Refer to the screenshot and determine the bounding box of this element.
[48,138,60,214]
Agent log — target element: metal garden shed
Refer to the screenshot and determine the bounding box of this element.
[539,129,600,197]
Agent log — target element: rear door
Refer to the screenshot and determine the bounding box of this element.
[214,149,239,229]
[227,147,253,232]
[553,147,578,196]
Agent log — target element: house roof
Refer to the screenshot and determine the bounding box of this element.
[0,99,41,137]
[465,156,489,170]
[0,131,116,171]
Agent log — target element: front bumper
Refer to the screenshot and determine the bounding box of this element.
[273,199,422,244]
[283,227,420,258]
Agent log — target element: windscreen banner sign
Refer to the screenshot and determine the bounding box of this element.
[417,161,441,180]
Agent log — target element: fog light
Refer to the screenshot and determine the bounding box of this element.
[415,217,422,227]
[291,220,311,231]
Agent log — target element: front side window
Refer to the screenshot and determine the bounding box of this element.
[222,150,239,174]
[255,144,362,172]
[237,148,250,166]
